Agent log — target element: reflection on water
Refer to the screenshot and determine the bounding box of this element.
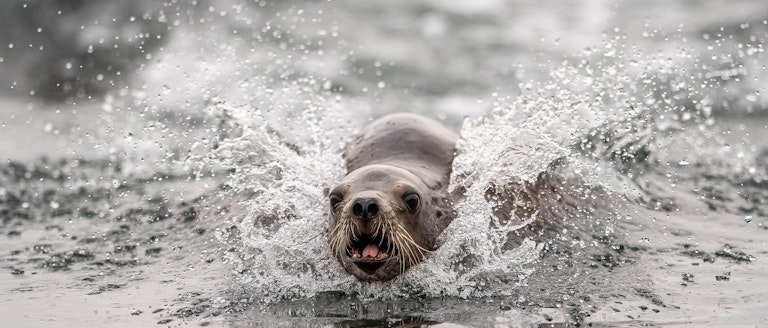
[1,0,768,327]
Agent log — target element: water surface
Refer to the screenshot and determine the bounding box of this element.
[1,0,768,327]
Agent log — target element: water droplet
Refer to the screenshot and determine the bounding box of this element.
[745,216,753,223]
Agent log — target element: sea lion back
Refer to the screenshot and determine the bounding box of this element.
[343,113,459,189]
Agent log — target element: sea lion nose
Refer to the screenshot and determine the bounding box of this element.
[352,198,379,221]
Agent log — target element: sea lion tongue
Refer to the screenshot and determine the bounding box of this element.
[362,244,379,258]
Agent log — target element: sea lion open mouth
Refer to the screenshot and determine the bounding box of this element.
[349,234,391,260]
[348,234,392,274]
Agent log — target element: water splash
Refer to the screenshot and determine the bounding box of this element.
[205,57,633,302]
[187,84,365,302]
[195,26,768,304]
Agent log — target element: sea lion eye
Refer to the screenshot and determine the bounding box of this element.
[329,193,343,209]
[403,193,420,213]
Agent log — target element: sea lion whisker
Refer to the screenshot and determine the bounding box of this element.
[395,231,418,270]
[387,222,402,256]
[389,231,405,272]
[334,223,351,258]
[331,236,344,258]
[383,222,394,255]
[391,220,432,254]
[385,219,422,272]
[350,222,360,242]
[372,219,384,240]
[395,234,408,274]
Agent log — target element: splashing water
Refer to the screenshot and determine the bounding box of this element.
[195,86,364,302]
[209,23,768,305]
[205,34,708,302]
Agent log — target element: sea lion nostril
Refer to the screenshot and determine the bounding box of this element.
[367,203,378,217]
[352,202,364,218]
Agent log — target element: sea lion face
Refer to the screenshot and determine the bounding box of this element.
[327,165,436,282]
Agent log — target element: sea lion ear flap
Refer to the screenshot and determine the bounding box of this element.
[323,187,330,197]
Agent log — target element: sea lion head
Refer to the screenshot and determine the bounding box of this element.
[327,164,441,282]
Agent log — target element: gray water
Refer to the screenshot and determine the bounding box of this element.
[1,1,768,327]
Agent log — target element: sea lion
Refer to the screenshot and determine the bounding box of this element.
[327,113,459,282]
